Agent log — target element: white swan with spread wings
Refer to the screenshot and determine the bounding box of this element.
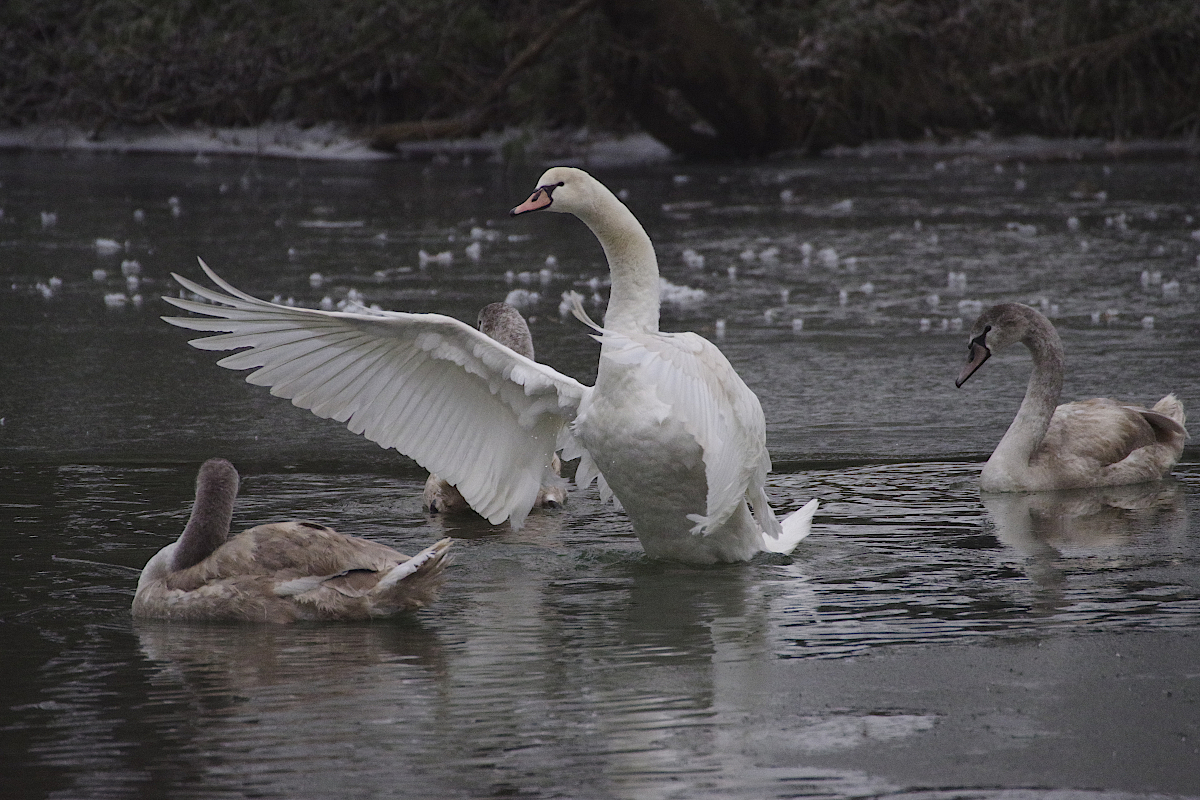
[163,167,817,563]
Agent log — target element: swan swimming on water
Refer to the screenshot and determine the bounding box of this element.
[133,458,452,622]
[162,167,817,563]
[955,302,1187,492]
[423,302,567,514]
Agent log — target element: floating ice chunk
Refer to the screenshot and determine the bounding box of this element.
[764,309,776,323]
[133,208,146,223]
[800,242,814,258]
[95,238,122,255]
[829,199,853,212]
[1005,222,1037,237]
[780,189,795,203]
[92,269,107,282]
[950,317,963,332]
[714,319,726,339]
[947,271,967,292]
[539,268,553,285]
[1141,315,1155,330]
[779,288,790,304]
[309,272,324,288]
[926,293,940,308]
[103,293,128,308]
[818,247,838,269]
[1014,179,1026,191]
[859,281,874,296]
[1091,310,1102,325]
[791,318,804,333]
[544,254,558,268]
[739,248,757,262]
[957,299,984,316]
[1162,280,1180,300]
[319,297,334,311]
[418,249,453,267]
[919,318,931,332]
[465,241,482,261]
[838,288,848,306]
[913,220,922,231]
[672,175,690,185]
[126,275,140,291]
[681,248,705,270]
[504,270,515,285]
[759,246,780,261]
[1067,216,1080,231]
[121,259,141,276]
[660,278,707,308]
[41,211,58,227]
[505,288,540,311]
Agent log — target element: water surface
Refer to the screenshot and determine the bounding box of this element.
[2,149,1198,798]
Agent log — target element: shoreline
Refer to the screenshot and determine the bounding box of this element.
[1,122,1197,167]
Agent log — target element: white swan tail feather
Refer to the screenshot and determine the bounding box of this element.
[761,498,819,554]
[375,538,453,590]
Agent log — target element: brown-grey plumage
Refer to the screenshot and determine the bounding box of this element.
[134,459,452,622]
[955,303,1187,492]
[424,303,567,514]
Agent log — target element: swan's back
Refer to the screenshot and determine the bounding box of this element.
[1035,394,1187,487]
[134,523,451,622]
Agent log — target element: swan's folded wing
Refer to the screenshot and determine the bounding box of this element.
[595,327,771,534]
[163,260,588,528]
[1044,399,1169,468]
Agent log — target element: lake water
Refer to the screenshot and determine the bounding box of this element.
[1,147,1199,799]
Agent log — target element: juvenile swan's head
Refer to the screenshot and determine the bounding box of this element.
[956,303,1040,388]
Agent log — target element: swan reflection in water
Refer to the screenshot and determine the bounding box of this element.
[981,480,1188,603]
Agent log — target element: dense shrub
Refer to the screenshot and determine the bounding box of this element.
[1,0,1196,152]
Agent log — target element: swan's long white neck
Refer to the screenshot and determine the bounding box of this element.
[574,188,660,333]
[172,461,238,571]
[989,315,1064,470]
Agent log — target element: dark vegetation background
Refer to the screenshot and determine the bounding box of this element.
[2,0,1198,158]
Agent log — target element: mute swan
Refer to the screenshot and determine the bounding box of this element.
[133,458,452,622]
[510,167,818,562]
[424,302,567,514]
[955,303,1187,492]
[162,168,816,563]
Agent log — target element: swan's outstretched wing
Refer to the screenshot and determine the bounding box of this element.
[578,309,774,536]
[163,259,588,528]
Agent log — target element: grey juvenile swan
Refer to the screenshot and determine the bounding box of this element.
[955,302,1187,491]
[133,458,452,622]
[423,302,567,514]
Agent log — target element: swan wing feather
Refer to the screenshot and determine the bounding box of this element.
[163,260,589,527]
[1042,399,1174,469]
